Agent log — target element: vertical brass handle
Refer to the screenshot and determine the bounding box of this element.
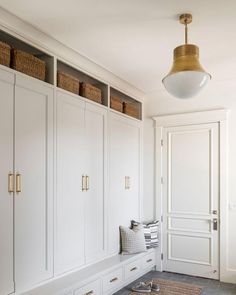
[8,173,14,193]
[125,176,130,189]
[86,175,89,191]
[82,175,86,191]
[16,173,21,193]
[127,176,130,189]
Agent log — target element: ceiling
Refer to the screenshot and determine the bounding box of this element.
[0,0,236,94]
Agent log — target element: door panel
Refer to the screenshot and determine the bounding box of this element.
[84,103,106,262]
[163,123,219,279]
[0,72,14,295]
[108,113,141,254]
[55,91,86,274]
[14,80,53,291]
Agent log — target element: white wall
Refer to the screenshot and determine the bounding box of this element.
[143,78,236,283]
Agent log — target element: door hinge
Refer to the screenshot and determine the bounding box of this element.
[161,215,163,222]
[161,177,164,184]
[161,139,163,146]
[161,253,163,260]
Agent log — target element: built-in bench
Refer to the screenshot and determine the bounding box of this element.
[21,249,156,295]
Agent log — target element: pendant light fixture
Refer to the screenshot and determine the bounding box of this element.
[162,13,211,99]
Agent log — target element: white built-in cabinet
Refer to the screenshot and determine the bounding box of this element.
[0,68,53,294]
[108,112,142,254]
[0,69,14,295]
[55,90,107,275]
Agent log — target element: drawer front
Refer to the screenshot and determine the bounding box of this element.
[142,252,156,269]
[124,259,141,280]
[102,267,123,293]
[74,279,101,295]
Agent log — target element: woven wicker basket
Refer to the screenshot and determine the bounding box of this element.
[11,49,46,81]
[110,96,123,112]
[57,71,80,94]
[123,102,140,119]
[80,82,102,104]
[0,41,11,67]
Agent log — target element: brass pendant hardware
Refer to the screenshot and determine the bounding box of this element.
[16,172,21,193]
[8,173,14,193]
[179,13,192,25]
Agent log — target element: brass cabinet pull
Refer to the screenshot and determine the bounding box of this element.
[84,291,94,295]
[125,176,130,189]
[147,259,153,263]
[82,175,86,191]
[86,175,89,191]
[130,267,137,272]
[8,173,14,193]
[110,277,118,283]
[16,172,21,193]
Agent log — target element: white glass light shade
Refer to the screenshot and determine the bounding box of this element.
[162,71,211,99]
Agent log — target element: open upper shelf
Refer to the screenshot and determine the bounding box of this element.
[0,29,54,84]
[110,87,142,120]
[57,60,108,107]
[0,28,142,120]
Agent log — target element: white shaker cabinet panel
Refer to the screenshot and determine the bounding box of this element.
[14,77,54,291]
[84,103,107,263]
[55,91,86,275]
[108,113,141,254]
[0,70,14,295]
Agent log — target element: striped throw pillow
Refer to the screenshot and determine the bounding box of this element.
[131,220,159,249]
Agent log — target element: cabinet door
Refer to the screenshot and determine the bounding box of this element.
[14,76,53,291]
[108,113,141,254]
[55,91,86,275]
[0,69,14,295]
[84,103,107,263]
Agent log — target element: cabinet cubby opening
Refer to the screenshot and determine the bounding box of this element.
[57,60,108,106]
[0,29,54,84]
[110,87,142,120]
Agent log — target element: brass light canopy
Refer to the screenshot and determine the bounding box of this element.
[162,13,211,99]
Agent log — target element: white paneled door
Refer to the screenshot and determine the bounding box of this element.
[14,77,53,291]
[108,113,141,254]
[56,91,86,275]
[84,102,106,263]
[162,123,219,279]
[0,70,14,295]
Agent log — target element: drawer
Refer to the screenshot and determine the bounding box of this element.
[142,251,156,269]
[102,267,123,293]
[124,259,141,280]
[74,279,101,295]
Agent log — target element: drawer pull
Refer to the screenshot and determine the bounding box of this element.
[84,291,94,295]
[110,277,118,283]
[147,259,153,263]
[130,267,137,272]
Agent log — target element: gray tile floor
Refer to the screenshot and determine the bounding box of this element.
[114,271,236,295]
